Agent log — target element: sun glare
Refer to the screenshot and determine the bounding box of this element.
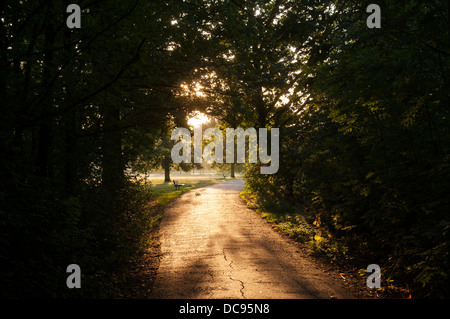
[188,111,210,127]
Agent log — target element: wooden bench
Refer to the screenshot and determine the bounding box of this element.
[173,180,185,190]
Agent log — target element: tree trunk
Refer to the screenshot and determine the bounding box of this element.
[36,7,56,178]
[164,165,171,182]
[102,105,124,193]
[163,154,171,182]
[230,134,237,178]
[64,108,77,194]
[36,123,52,177]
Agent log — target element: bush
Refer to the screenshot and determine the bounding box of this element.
[0,178,155,298]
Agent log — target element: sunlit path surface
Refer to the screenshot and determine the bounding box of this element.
[150,179,354,299]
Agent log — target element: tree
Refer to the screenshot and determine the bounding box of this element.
[239,0,450,297]
[0,0,213,297]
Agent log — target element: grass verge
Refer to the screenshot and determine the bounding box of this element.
[239,189,348,261]
[151,178,226,206]
[239,189,411,299]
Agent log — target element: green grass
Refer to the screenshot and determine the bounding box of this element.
[150,177,227,206]
[240,188,349,261]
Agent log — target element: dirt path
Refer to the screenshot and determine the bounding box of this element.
[150,179,355,299]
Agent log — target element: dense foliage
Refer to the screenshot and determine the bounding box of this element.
[0,0,203,297]
[240,1,450,298]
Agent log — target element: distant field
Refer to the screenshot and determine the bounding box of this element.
[138,170,243,181]
[136,171,243,206]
